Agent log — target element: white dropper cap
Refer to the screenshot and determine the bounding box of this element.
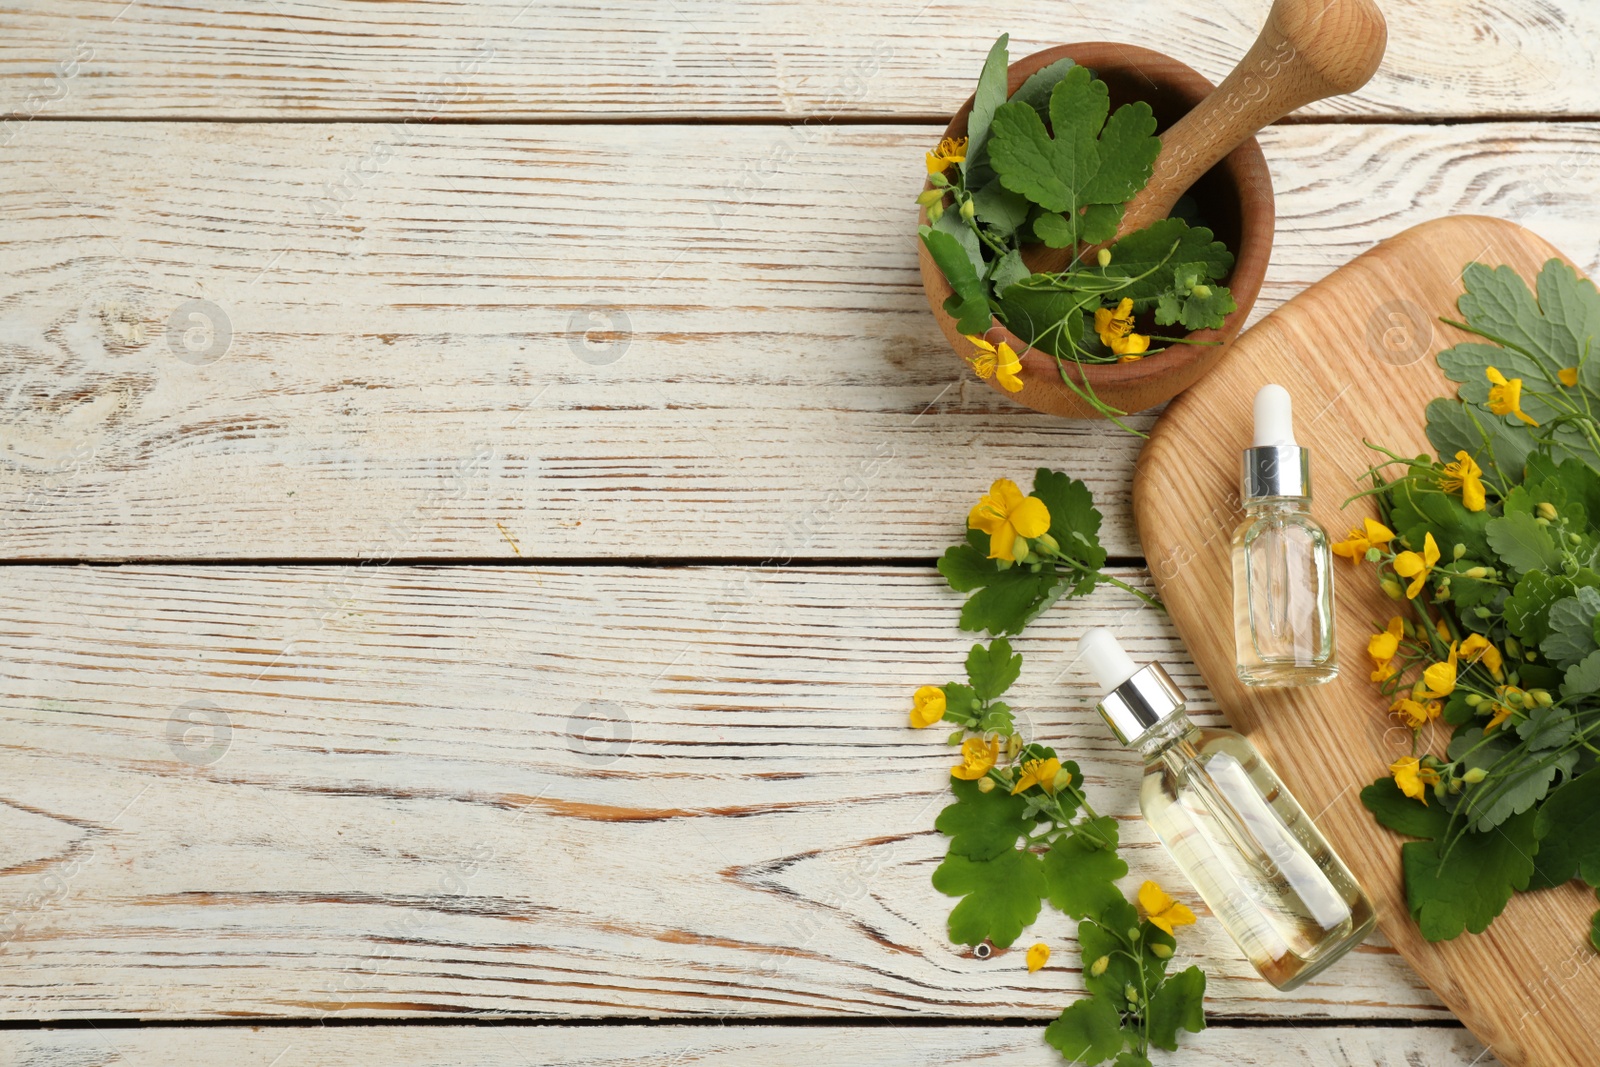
[1076,627,1140,695]
[1252,383,1297,448]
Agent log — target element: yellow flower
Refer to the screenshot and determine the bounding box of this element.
[1094,297,1151,357]
[1485,685,1524,732]
[910,685,946,729]
[1138,880,1197,936]
[1390,696,1440,730]
[1011,756,1063,795]
[1458,633,1504,682]
[1486,366,1538,426]
[1418,644,1459,699]
[1332,518,1396,561]
[1391,756,1440,804]
[963,335,1024,393]
[1368,616,1405,682]
[968,478,1052,562]
[1560,367,1579,387]
[1438,451,1486,512]
[1026,942,1051,973]
[1392,531,1440,599]
[926,136,967,176]
[951,735,999,780]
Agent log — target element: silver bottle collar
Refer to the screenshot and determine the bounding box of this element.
[1241,445,1311,504]
[1096,662,1186,746]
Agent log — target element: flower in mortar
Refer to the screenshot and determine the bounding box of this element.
[925,136,967,177]
[1094,297,1151,359]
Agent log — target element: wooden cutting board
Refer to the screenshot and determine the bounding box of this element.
[1135,215,1600,1067]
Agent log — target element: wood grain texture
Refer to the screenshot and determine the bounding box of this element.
[0,0,1593,120]
[0,564,1445,1020]
[1136,216,1598,1067]
[4,122,1600,561]
[0,1023,1498,1065]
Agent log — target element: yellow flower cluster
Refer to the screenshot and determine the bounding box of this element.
[1138,880,1196,936]
[1094,297,1150,361]
[926,136,967,177]
[967,478,1051,562]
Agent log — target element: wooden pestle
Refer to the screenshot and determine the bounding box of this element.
[1025,0,1387,274]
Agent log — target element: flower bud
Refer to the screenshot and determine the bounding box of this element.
[959,197,976,221]
[1572,532,1585,546]
[1124,984,1140,1006]
[928,172,949,188]
[1006,735,1023,759]
[977,776,995,793]
[1012,538,1031,563]
[1465,693,1484,707]
[1033,532,1059,555]
[1191,284,1212,299]
[916,187,945,208]
[1090,955,1109,977]
[1365,546,1382,562]
[947,730,965,746]
[1149,942,1173,959]
[1450,777,1463,794]
[1526,649,1539,662]
[926,201,944,223]
[1432,778,1448,801]
[1505,637,1521,658]
[1463,766,1488,784]
[1381,578,1405,600]
[1052,767,1075,792]
[1475,606,1492,619]
[1536,516,1552,527]
[1453,542,1468,560]
[1127,927,1141,942]
[1464,566,1489,579]
[1538,502,1558,520]
[1533,689,1554,706]
[1096,248,1112,268]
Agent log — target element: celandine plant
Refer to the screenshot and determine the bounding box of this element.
[920,36,1237,430]
[1343,258,1600,947]
[906,470,1207,1064]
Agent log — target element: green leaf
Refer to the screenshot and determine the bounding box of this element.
[935,776,1030,861]
[1154,280,1237,332]
[1103,218,1233,306]
[920,226,992,336]
[1043,996,1125,1066]
[1543,587,1600,668]
[1112,1055,1154,1067]
[1401,808,1538,940]
[932,208,986,280]
[978,700,1016,735]
[964,35,1010,176]
[1146,965,1207,1051]
[1517,704,1576,751]
[939,539,998,593]
[1032,468,1107,574]
[1010,58,1076,118]
[989,249,1030,296]
[1361,777,1448,838]
[966,638,1023,700]
[1041,818,1128,919]
[1033,204,1124,249]
[1424,398,1533,486]
[933,848,1045,947]
[1591,902,1600,953]
[971,181,1031,239]
[1530,768,1600,888]
[1080,101,1160,205]
[1563,649,1600,700]
[1449,727,1573,831]
[1485,510,1563,576]
[1458,262,1561,366]
[958,567,1068,636]
[1505,569,1572,646]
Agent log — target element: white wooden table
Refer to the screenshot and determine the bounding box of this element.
[3,1,1598,1061]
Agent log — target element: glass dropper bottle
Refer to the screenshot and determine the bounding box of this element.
[1075,627,1375,991]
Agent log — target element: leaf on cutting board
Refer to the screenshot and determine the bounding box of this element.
[1401,808,1538,941]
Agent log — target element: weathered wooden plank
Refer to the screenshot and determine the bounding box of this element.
[0,0,1593,120]
[0,1022,1499,1065]
[3,122,1598,562]
[0,565,1445,1020]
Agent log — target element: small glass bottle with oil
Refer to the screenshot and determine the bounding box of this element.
[1076,628,1374,991]
[1232,384,1338,687]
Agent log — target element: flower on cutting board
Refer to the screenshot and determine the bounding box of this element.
[1560,366,1579,387]
[1438,450,1486,512]
[1392,531,1440,599]
[1417,643,1459,700]
[1390,755,1441,804]
[1486,366,1538,425]
[910,685,947,729]
[926,136,967,176]
[1484,685,1527,732]
[1367,616,1405,682]
[951,735,999,780]
[968,478,1051,562]
[1332,517,1395,561]
[963,335,1025,393]
[1390,696,1440,730]
[1138,880,1196,936]
[1458,633,1504,682]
